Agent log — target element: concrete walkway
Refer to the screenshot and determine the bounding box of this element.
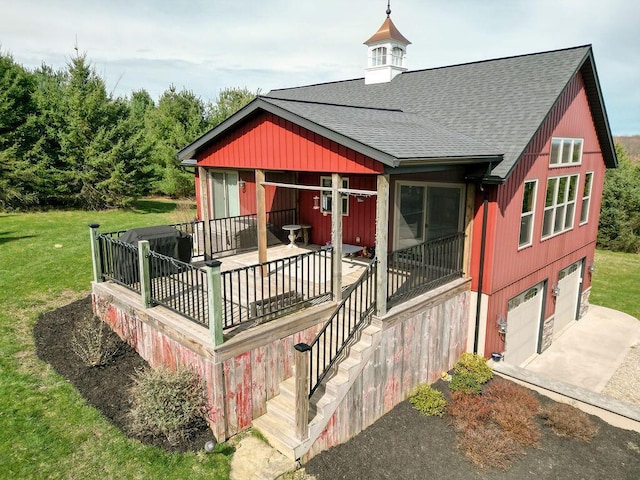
[525,304,640,393]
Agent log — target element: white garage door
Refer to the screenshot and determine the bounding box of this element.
[504,283,544,366]
[554,260,583,337]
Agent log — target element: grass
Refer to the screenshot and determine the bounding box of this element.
[0,200,231,479]
[591,249,640,319]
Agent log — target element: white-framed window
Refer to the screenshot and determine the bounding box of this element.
[391,46,404,66]
[320,176,349,216]
[580,172,594,224]
[519,180,537,248]
[549,137,583,166]
[542,174,579,239]
[371,47,387,66]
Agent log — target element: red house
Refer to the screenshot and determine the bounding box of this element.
[179,18,616,366]
[92,11,616,462]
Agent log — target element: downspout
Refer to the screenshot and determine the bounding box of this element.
[473,184,489,354]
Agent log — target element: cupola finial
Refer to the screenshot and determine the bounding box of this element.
[386,1,391,18]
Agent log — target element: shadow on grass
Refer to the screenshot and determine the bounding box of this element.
[0,231,37,246]
[132,199,178,214]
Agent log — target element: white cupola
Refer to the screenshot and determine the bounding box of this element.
[364,2,411,85]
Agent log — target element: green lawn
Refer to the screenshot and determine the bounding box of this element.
[591,249,640,320]
[0,200,231,479]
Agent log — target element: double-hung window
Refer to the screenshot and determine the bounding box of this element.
[549,137,583,166]
[320,176,349,215]
[580,172,594,224]
[542,174,579,238]
[519,180,537,248]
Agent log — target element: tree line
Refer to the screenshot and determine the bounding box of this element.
[0,49,255,210]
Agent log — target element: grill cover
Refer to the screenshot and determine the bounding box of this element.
[120,225,192,263]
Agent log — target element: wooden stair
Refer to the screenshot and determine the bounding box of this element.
[252,323,382,461]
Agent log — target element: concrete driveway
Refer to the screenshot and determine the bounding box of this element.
[524,304,640,395]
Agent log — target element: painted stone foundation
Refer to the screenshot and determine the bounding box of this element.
[579,287,591,319]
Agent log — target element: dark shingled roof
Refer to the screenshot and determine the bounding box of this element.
[178,45,616,179]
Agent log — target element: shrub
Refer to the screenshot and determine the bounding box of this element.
[490,401,541,447]
[457,424,524,470]
[540,403,599,442]
[128,367,208,445]
[71,315,122,367]
[409,383,447,417]
[447,391,492,432]
[449,373,482,395]
[484,378,540,415]
[453,353,493,384]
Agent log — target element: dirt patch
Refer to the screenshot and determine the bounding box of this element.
[305,383,640,480]
[34,296,214,453]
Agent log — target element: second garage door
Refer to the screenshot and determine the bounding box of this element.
[504,282,545,366]
[554,260,583,337]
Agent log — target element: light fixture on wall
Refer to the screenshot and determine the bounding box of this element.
[496,315,507,335]
[238,179,246,192]
[356,194,366,203]
[312,195,320,210]
[551,283,560,297]
[588,261,596,273]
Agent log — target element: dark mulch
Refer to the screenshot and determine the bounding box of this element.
[33,295,214,453]
[34,297,640,478]
[306,385,640,480]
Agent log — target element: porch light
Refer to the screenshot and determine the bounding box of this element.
[313,195,320,210]
[356,194,367,203]
[238,179,246,192]
[588,261,595,273]
[551,283,560,297]
[496,315,507,335]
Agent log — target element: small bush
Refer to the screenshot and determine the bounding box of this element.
[457,424,524,470]
[453,353,493,384]
[449,373,482,395]
[490,401,541,447]
[447,391,492,432]
[485,378,540,415]
[409,383,447,417]
[71,315,122,367]
[128,367,208,445]
[540,403,599,442]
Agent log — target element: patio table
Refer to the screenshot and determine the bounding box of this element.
[282,224,301,248]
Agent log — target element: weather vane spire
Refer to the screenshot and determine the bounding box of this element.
[386,1,391,18]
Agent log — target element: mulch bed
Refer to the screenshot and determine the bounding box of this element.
[33,295,214,453]
[33,296,640,478]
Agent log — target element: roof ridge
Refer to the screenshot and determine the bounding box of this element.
[402,44,592,76]
[262,96,403,113]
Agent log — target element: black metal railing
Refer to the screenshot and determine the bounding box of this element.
[97,234,141,293]
[208,208,296,256]
[220,247,333,329]
[147,250,209,327]
[305,257,377,397]
[387,232,465,306]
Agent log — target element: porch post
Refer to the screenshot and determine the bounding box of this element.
[138,240,152,308]
[331,173,343,302]
[463,183,475,277]
[206,260,224,346]
[294,343,310,440]
[375,174,390,316]
[198,167,212,260]
[256,169,268,270]
[88,223,102,283]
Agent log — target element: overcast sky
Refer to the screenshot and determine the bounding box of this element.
[1,0,638,134]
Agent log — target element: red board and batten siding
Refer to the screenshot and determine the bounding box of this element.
[471,71,607,356]
[197,111,384,174]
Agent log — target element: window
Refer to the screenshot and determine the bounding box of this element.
[371,47,387,66]
[580,172,594,224]
[542,174,579,238]
[549,137,583,166]
[391,47,404,66]
[320,176,349,215]
[519,180,537,248]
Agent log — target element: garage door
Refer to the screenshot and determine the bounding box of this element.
[504,283,544,366]
[553,260,583,337]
